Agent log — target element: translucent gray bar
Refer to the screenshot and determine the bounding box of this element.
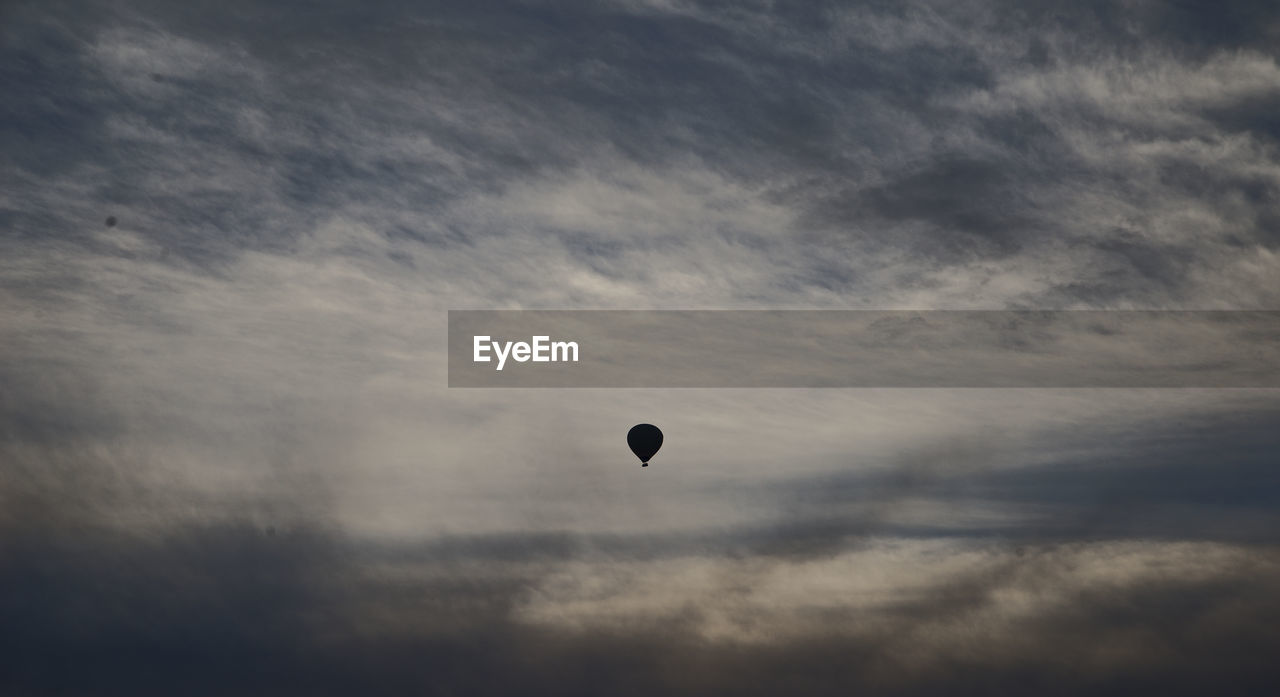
[448,311,1280,387]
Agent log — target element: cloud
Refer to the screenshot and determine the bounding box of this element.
[5,500,1280,696]
[4,0,1280,693]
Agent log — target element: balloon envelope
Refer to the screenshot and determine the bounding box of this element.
[627,424,663,465]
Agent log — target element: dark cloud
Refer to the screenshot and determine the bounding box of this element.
[4,515,1280,696]
[6,0,1279,302]
[858,156,1032,257]
[990,0,1280,57]
[754,404,1280,548]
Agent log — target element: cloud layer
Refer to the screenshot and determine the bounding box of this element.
[3,1,1280,694]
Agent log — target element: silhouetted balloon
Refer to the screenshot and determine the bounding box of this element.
[627,423,663,467]
[104,216,117,227]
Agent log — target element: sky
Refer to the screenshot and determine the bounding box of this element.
[3,1,1280,695]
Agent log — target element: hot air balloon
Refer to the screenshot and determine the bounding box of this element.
[627,424,663,467]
